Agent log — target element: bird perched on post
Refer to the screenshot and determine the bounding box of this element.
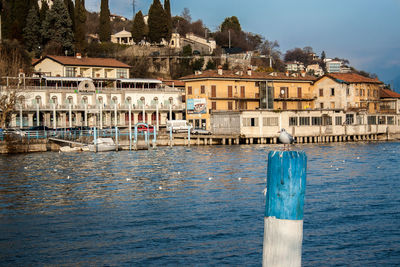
[278,128,295,150]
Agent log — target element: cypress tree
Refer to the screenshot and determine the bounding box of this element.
[23,3,41,56]
[99,0,111,42]
[10,0,35,41]
[41,0,74,53]
[148,0,168,43]
[39,0,49,22]
[74,0,87,52]
[64,0,75,31]
[164,0,172,40]
[131,11,146,44]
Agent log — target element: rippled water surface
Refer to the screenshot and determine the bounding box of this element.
[0,142,400,266]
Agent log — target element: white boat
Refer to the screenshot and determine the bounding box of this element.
[60,146,82,152]
[88,138,117,152]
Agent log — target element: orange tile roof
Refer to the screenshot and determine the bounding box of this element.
[326,73,383,84]
[381,88,400,98]
[180,70,316,82]
[161,79,185,87]
[33,55,131,68]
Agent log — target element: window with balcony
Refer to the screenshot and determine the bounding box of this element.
[228,86,233,97]
[240,86,245,98]
[279,87,288,98]
[299,117,310,126]
[289,117,298,126]
[117,69,127,78]
[66,67,75,77]
[211,85,216,97]
[297,87,302,98]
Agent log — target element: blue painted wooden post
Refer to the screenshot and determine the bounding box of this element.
[263,151,307,267]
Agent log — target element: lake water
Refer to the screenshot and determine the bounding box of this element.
[0,142,399,266]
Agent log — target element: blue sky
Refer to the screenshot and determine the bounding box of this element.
[86,0,400,86]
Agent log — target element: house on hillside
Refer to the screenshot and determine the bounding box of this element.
[169,32,216,54]
[111,29,134,45]
[32,54,131,79]
[306,64,324,77]
[285,61,305,72]
[313,73,383,113]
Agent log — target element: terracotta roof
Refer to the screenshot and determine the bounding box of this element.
[180,70,316,82]
[32,58,40,65]
[162,80,185,87]
[326,73,383,84]
[33,55,131,68]
[381,88,400,98]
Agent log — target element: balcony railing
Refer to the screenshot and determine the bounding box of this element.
[21,103,185,111]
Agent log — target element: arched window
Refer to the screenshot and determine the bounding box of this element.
[82,96,88,104]
[67,96,73,104]
[153,96,158,101]
[35,96,41,106]
[112,96,118,104]
[126,96,132,104]
[51,96,58,105]
[98,96,103,104]
[140,96,145,105]
[169,97,173,104]
[18,96,25,106]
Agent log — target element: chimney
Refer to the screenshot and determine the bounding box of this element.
[301,70,306,77]
[247,66,252,76]
[285,71,289,77]
[218,65,223,75]
[76,53,82,59]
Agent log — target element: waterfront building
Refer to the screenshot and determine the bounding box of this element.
[211,109,400,142]
[379,88,400,115]
[1,76,184,129]
[180,68,316,130]
[33,54,131,79]
[313,73,383,113]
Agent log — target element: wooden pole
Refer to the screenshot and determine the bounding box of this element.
[263,151,307,267]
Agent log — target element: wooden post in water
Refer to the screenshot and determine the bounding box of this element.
[263,150,307,267]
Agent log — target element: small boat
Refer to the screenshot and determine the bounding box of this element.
[60,146,82,152]
[89,138,117,152]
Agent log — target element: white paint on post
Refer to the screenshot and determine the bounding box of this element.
[114,104,117,127]
[53,104,56,129]
[84,103,88,127]
[99,104,103,129]
[36,104,40,126]
[69,104,72,128]
[129,104,132,151]
[156,102,159,131]
[19,106,23,128]
[142,105,145,123]
[263,217,303,267]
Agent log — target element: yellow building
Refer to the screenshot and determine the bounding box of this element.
[313,73,383,113]
[180,69,316,130]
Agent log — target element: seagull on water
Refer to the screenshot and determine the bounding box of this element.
[278,128,295,150]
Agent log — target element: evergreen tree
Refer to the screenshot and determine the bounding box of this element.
[74,0,87,52]
[221,16,241,33]
[23,4,41,56]
[39,0,49,22]
[64,0,75,31]
[41,0,74,53]
[99,0,111,42]
[9,0,36,41]
[148,0,168,43]
[164,0,172,40]
[131,11,146,44]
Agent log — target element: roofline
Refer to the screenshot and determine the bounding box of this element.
[33,55,131,68]
[180,76,315,83]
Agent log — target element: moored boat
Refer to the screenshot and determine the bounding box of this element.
[88,138,117,152]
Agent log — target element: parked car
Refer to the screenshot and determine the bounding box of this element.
[191,128,212,135]
[137,125,154,133]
